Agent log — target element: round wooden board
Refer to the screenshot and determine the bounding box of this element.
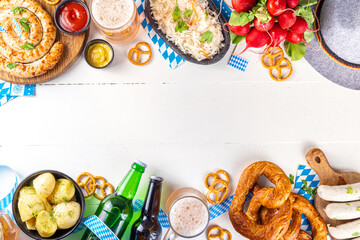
[0,0,89,85]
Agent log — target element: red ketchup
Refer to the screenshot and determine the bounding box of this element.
[58,2,88,33]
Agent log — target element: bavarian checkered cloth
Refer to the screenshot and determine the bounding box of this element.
[83,215,118,240]
[0,81,35,107]
[134,0,232,69]
[228,55,249,71]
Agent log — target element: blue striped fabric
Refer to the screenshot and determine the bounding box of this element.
[82,215,119,240]
[228,55,249,72]
[12,18,22,39]
[0,170,18,211]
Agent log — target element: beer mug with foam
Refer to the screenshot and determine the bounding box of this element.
[163,188,210,240]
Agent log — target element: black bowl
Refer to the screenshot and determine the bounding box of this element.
[54,0,91,35]
[145,0,230,65]
[84,39,114,69]
[12,170,85,240]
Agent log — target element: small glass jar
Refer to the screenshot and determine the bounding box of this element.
[89,0,140,44]
[0,211,18,240]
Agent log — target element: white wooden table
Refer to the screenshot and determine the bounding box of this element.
[1,21,360,240]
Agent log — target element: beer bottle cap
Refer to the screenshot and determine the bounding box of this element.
[134,160,147,169]
[150,176,163,182]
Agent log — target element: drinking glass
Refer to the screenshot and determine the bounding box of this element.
[0,211,18,240]
[163,187,210,240]
[89,0,140,44]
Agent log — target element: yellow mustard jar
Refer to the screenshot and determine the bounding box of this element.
[85,40,113,68]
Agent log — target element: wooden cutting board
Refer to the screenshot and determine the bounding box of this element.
[306,148,360,240]
[0,0,89,85]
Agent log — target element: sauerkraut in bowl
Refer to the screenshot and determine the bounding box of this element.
[150,0,225,61]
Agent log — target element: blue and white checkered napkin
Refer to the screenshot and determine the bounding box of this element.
[134,0,232,69]
[83,215,118,240]
[228,55,249,72]
[0,81,35,107]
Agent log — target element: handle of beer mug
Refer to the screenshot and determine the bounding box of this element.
[163,228,179,240]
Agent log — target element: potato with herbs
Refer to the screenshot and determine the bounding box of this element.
[18,193,45,222]
[47,178,75,205]
[25,218,36,230]
[19,186,36,197]
[53,202,81,229]
[33,173,56,199]
[36,210,57,238]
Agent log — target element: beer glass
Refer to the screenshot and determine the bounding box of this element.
[89,0,140,44]
[163,188,210,240]
[0,211,18,240]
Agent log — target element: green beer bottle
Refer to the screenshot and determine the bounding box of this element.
[81,160,147,240]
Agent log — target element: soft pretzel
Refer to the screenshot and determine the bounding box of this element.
[259,193,327,240]
[229,161,292,240]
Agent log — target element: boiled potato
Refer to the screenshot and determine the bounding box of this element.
[19,186,36,197]
[18,194,45,222]
[41,198,52,212]
[54,202,81,229]
[33,173,56,199]
[47,179,75,205]
[25,218,36,230]
[35,210,57,238]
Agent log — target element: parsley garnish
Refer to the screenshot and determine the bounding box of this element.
[346,186,353,194]
[357,207,360,211]
[172,5,181,21]
[353,232,360,237]
[184,10,193,17]
[346,203,350,206]
[200,30,213,43]
[20,42,34,50]
[11,7,26,15]
[205,11,209,18]
[6,63,17,69]
[301,180,318,197]
[289,174,294,184]
[333,217,338,220]
[18,17,31,32]
[175,20,188,33]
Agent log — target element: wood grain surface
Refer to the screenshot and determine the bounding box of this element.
[0,0,89,85]
[306,148,360,240]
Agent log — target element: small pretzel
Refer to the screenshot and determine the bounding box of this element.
[261,47,284,69]
[94,176,114,200]
[76,172,96,198]
[128,42,152,66]
[270,58,293,81]
[205,170,230,205]
[207,225,232,240]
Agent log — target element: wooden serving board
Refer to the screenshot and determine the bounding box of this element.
[0,0,89,85]
[306,148,360,240]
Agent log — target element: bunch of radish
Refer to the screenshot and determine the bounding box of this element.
[228,0,316,59]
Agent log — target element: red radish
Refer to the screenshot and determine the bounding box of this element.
[254,16,275,32]
[277,10,297,29]
[286,30,305,44]
[269,23,288,47]
[285,0,299,8]
[240,28,271,54]
[290,17,310,34]
[228,23,251,35]
[232,0,257,13]
[267,0,286,16]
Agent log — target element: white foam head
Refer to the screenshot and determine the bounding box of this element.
[169,197,209,237]
[92,0,134,29]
